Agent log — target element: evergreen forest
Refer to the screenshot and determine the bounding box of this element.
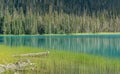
[0,0,120,34]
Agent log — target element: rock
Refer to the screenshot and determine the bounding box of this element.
[0,59,35,73]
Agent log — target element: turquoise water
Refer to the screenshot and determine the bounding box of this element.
[0,34,120,58]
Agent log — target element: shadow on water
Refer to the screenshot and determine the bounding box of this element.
[0,35,120,58]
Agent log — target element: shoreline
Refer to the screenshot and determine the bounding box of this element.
[0,45,119,62]
[0,32,120,36]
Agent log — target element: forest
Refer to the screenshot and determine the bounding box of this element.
[0,0,120,34]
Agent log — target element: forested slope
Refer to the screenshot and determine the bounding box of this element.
[0,0,120,34]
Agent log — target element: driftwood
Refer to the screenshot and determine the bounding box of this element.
[0,59,34,73]
[13,51,50,57]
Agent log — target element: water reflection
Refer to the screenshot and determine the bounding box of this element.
[0,35,120,58]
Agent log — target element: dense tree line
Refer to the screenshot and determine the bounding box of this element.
[0,0,120,34]
[0,0,120,15]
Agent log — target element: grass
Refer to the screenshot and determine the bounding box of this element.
[0,45,120,74]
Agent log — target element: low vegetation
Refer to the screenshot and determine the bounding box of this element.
[0,45,120,74]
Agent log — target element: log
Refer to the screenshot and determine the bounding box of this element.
[13,51,50,57]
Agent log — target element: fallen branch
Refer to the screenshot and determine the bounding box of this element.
[13,51,50,57]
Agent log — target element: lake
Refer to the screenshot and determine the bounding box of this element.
[0,34,120,58]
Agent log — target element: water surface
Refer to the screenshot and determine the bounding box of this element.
[0,34,120,58]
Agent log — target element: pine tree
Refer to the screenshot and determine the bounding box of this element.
[3,7,12,34]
